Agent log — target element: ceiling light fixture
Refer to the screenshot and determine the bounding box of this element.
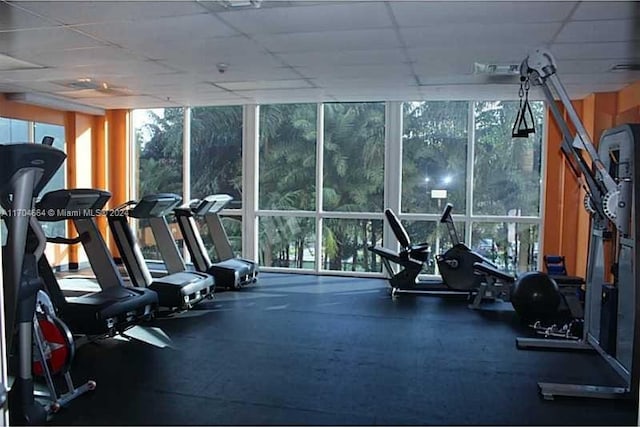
[474,62,520,75]
[6,92,106,116]
[219,0,262,8]
[610,63,640,72]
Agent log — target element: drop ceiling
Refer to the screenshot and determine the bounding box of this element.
[0,0,638,110]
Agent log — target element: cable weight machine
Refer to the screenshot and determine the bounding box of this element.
[513,47,639,401]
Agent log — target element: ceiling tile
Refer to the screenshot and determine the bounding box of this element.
[298,63,413,80]
[15,46,142,69]
[401,22,562,48]
[0,27,106,55]
[555,20,640,43]
[218,2,392,34]
[390,1,576,26]
[74,13,239,48]
[571,1,640,21]
[115,35,264,63]
[14,1,209,25]
[216,79,312,90]
[555,58,635,74]
[551,41,640,60]
[278,49,407,68]
[259,28,401,53]
[0,2,58,30]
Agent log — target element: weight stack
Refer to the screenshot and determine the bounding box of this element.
[599,283,618,356]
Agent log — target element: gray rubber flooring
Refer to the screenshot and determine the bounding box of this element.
[49,273,638,425]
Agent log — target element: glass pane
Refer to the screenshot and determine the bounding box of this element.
[193,215,243,262]
[471,221,539,274]
[258,216,315,269]
[134,108,184,197]
[35,123,66,238]
[323,103,384,212]
[473,101,544,216]
[0,117,29,142]
[190,106,243,202]
[322,218,383,273]
[259,104,317,210]
[134,218,184,262]
[402,101,468,214]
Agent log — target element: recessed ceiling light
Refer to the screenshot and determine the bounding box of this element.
[474,62,520,75]
[610,63,640,72]
[220,0,262,8]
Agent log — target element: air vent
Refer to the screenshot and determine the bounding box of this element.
[610,63,640,72]
[474,63,520,75]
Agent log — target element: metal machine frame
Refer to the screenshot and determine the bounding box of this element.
[515,47,639,401]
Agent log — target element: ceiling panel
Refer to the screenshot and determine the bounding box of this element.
[555,58,638,74]
[313,77,417,90]
[0,27,106,56]
[401,22,562,48]
[216,79,312,91]
[0,1,637,109]
[12,1,208,25]
[0,2,58,30]
[571,1,640,21]
[15,45,142,68]
[298,63,414,80]
[550,41,639,60]
[555,19,640,43]
[116,35,264,63]
[218,2,392,35]
[259,28,401,53]
[74,13,239,48]
[278,49,407,68]
[390,1,576,26]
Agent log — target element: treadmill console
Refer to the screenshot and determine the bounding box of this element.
[130,193,182,219]
[192,194,233,216]
[36,189,111,221]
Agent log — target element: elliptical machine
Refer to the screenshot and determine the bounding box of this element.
[0,142,94,424]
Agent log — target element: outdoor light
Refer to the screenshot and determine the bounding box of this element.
[442,175,453,185]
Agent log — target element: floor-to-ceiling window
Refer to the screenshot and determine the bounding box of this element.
[133,108,184,260]
[322,102,384,273]
[0,118,66,239]
[258,103,317,269]
[189,105,244,260]
[131,98,545,276]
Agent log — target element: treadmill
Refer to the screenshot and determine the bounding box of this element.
[107,194,214,310]
[174,194,258,290]
[35,189,158,336]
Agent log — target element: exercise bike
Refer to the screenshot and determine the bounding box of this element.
[370,203,513,307]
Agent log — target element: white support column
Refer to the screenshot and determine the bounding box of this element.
[182,107,191,203]
[242,104,259,262]
[315,103,324,272]
[384,101,403,251]
[182,107,191,261]
[465,102,475,245]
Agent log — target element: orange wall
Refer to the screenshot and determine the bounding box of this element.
[0,97,105,268]
[542,80,640,278]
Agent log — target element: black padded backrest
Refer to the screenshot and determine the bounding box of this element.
[384,208,411,248]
